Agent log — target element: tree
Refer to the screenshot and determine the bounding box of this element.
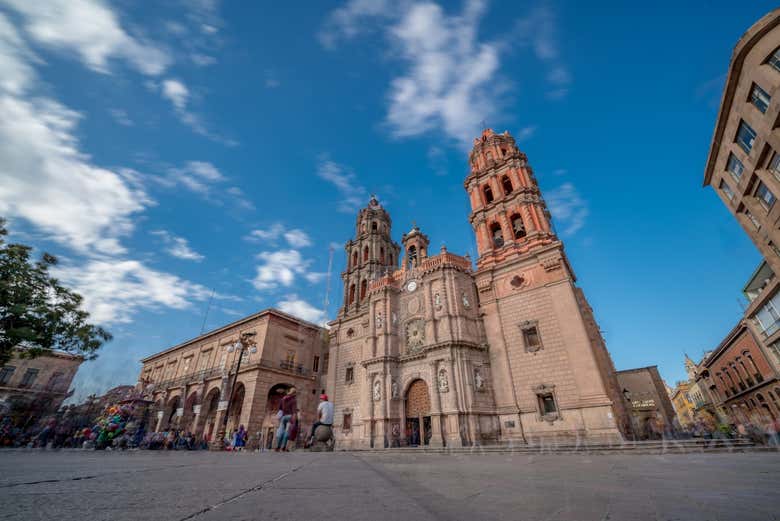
[0,218,111,366]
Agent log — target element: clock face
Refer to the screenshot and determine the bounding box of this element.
[406,280,418,292]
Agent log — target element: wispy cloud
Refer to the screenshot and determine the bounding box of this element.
[316,157,368,213]
[513,5,571,100]
[108,108,133,126]
[252,250,324,291]
[151,230,204,261]
[246,224,313,248]
[546,182,588,236]
[161,78,189,110]
[515,125,537,142]
[1,0,171,76]
[320,0,505,148]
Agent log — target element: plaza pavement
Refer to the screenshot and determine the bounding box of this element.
[1,449,778,521]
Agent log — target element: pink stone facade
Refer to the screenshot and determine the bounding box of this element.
[326,130,631,448]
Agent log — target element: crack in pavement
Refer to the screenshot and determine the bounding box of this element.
[0,475,97,488]
[176,461,312,521]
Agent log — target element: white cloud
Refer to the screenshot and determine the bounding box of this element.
[151,230,204,261]
[54,258,212,324]
[0,15,151,255]
[546,182,588,236]
[246,224,312,248]
[191,53,216,67]
[316,158,367,213]
[277,294,326,325]
[321,0,502,147]
[161,78,189,109]
[167,160,225,195]
[1,0,170,76]
[284,229,312,248]
[318,0,394,48]
[252,249,323,291]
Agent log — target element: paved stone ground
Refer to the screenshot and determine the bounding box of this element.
[1,450,778,521]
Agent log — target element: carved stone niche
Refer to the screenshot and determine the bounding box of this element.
[541,255,562,272]
[532,383,559,423]
[519,320,542,353]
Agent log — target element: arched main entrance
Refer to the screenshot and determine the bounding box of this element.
[164,395,181,430]
[181,391,200,433]
[405,379,431,446]
[225,383,246,436]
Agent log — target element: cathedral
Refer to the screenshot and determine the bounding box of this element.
[324,129,632,448]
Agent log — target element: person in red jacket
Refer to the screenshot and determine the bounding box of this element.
[275,387,297,451]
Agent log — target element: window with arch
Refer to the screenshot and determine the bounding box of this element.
[351,250,358,268]
[372,221,378,232]
[360,279,367,300]
[501,175,513,195]
[363,246,369,262]
[483,185,494,204]
[380,246,385,264]
[737,358,754,387]
[490,222,504,248]
[511,214,526,239]
[745,352,763,383]
[348,283,356,304]
[407,245,418,269]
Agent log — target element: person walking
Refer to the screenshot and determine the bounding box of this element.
[233,425,247,452]
[275,388,297,451]
[307,394,334,447]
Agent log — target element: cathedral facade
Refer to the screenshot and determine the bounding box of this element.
[325,129,632,448]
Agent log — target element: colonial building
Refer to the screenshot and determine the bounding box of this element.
[325,129,632,449]
[0,349,83,425]
[138,309,326,449]
[699,320,780,425]
[670,381,695,429]
[615,366,677,438]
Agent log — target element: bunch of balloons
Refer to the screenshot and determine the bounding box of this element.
[90,404,135,448]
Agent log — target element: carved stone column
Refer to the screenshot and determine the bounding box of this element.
[428,361,444,448]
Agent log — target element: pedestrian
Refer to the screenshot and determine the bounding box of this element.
[286,412,300,451]
[275,388,297,451]
[307,394,334,447]
[233,425,247,452]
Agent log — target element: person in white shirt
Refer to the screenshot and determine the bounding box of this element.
[308,394,334,445]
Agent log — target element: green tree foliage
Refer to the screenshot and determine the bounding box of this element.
[0,218,111,365]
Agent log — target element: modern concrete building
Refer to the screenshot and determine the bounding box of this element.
[138,309,326,449]
[325,129,632,449]
[615,366,677,439]
[704,8,780,274]
[0,349,83,424]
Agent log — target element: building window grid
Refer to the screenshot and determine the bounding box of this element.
[755,291,780,336]
[736,120,757,154]
[19,368,39,388]
[0,366,15,385]
[749,83,771,114]
[769,152,780,182]
[744,208,761,230]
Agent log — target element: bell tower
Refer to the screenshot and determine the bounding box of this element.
[465,129,631,443]
[401,224,430,271]
[465,128,556,269]
[339,195,400,317]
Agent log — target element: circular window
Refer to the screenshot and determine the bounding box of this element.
[510,275,525,288]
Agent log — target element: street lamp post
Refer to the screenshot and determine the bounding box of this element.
[212,331,256,449]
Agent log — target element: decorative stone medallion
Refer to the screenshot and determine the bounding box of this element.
[405,319,426,352]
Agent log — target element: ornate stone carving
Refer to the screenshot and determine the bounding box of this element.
[375,312,383,329]
[462,291,472,309]
[541,256,562,272]
[373,379,382,401]
[405,319,426,352]
[438,368,449,393]
[407,296,421,315]
[434,292,442,310]
[474,368,485,391]
[391,380,399,400]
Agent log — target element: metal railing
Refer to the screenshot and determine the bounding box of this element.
[148,357,313,390]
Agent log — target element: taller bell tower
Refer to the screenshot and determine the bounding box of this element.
[466,129,631,442]
[339,195,400,318]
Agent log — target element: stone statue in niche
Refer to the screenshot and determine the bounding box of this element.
[474,368,485,391]
[373,380,381,401]
[375,312,383,329]
[392,312,398,325]
[462,292,471,309]
[438,368,449,393]
[391,380,399,399]
[434,292,442,310]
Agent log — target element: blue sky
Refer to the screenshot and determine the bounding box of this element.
[0,0,774,401]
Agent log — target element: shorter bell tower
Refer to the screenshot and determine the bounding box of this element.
[339,195,400,318]
[401,224,430,271]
